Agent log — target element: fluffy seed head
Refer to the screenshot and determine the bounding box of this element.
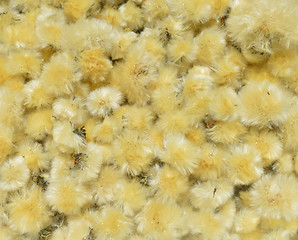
[250,174,298,220]
[143,0,169,24]
[86,86,123,117]
[210,0,231,19]
[36,5,65,47]
[25,109,53,141]
[92,206,133,240]
[157,110,191,135]
[23,80,54,108]
[226,0,298,53]
[110,31,137,59]
[267,49,298,79]
[93,117,118,144]
[40,52,82,97]
[8,186,51,235]
[114,180,147,216]
[213,57,241,86]
[191,178,234,209]
[207,120,247,145]
[79,47,112,83]
[193,143,226,181]
[226,144,263,185]
[110,54,155,106]
[119,0,144,30]
[259,216,298,235]
[45,177,92,215]
[184,91,211,125]
[63,0,94,21]
[52,121,86,153]
[239,81,291,127]
[69,142,103,183]
[5,50,41,79]
[120,105,154,131]
[209,86,240,121]
[137,199,185,240]
[234,209,260,233]
[0,87,24,129]
[190,210,227,240]
[0,156,30,191]
[94,166,122,205]
[194,26,226,66]
[53,97,88,125]
[167,35,197,63]
[150,165,189,203]
[161,134,199,175]
[183,66,214,97]
[113,130,153,175]
[185,126,206,146]
[167,0,212,23]
[244,129,283,165]
[66,216,91,240]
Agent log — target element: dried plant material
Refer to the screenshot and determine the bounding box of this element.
[161,134,199,175]
[8,186,51,235]
[136,199,185,240]
[86,86,123,117]
[0,0,297,238]
[226,0,298,53]
[238,81,291,127]
[92,206,133,240]
[45,177,92,215]
[249,174,298,220]
[0,156,30,191]
[78,47,112,83]
[113,130,153,175]
[226,144,263,185]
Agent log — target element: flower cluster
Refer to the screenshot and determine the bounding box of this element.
[0,0,297,239]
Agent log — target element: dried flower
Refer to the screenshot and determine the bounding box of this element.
[150,165,189,203]
[92,206,133,240]
[249,174,298,220]
[45,176,92,215]
[86,86,123,117]
[78,47,112,83]
[136,199,185,240]
[161,134,199,175]
[0,156,30,191]
[8,186,51,235]
[113,130,153,175]
[238,81,291,127]
[226,144,263,185]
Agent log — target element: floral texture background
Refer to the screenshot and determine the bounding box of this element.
[0,0,297,239]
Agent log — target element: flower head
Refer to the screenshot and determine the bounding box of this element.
[249,174,298,220]
[0,156,30,191]
[86,86,123,117]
